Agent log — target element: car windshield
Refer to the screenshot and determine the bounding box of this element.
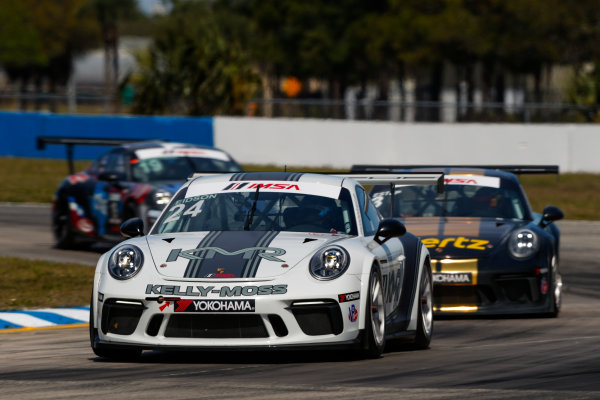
[131,157,241,183]
[152,187,358,235]
[371,184,529,220]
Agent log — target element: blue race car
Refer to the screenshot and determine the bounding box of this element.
[52,141,242,248]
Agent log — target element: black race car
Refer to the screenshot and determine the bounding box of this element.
[52,141,242,248]
[356,165,564,317]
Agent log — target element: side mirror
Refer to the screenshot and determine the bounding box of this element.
[540,206,564,227]
[375,219,406,244]
[121,217,145,238]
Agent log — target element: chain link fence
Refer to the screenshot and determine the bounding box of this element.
[0,91,597,122]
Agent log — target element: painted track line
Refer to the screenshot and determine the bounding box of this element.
[0,306,89,331]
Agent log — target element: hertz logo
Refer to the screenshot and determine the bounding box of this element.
[422,236,490,251]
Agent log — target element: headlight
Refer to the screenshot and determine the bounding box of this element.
[309,246,350,280]
[508,229,539,259]
[108,245,144,280]
[153,191,172,206]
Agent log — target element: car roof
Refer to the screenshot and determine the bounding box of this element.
[119,140,220,153]
[191,171,346,186]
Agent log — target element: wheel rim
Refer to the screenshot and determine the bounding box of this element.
[370,273,385,346]
[420,268,433,338]
[552,257,562,310]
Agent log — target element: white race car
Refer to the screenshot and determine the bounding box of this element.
[90,172,442,359]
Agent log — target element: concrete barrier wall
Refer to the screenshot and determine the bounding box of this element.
[0,112,213,160]
[214,117,600,173]
[2,112,598,173]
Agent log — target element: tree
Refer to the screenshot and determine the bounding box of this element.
[0,0,99,110]
[132,1,261,116]
[87,0,139,111]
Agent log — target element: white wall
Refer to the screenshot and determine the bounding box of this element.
[214,117,600,173]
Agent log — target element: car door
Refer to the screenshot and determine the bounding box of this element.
[356,185,405,318]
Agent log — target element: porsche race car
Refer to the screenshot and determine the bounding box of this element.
[89,171,443,359]
[358,165,564,317]
[52,141,242,248]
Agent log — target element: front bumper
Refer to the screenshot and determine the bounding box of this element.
[92,278,366,350]
[431,258,555,316]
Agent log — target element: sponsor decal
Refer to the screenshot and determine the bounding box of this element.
[173,194,217,205]
[540,277,548,295]
[422,236,490,251]
[348,304,358,322]
[444,175,501,188]
[76,218,94,233]
[168,299,255,313]
[223,182,300,191]
[167,246,286,263]
[338,291,360,303]
[204,273,235,278]
[67,173,89,185]
[433,272,473,284]
[145,284,288,297]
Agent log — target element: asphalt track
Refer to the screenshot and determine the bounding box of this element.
[1,204,600,399]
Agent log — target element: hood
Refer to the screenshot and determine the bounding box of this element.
[402,217,528,258]
[146,230,348,279]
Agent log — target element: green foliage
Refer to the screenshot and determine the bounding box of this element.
[0,0,100,70]
[131,1,261,115]
[565,65,600,122]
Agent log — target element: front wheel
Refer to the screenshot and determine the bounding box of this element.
[545,256,562,318]
[412,259,433,349]
[361,265,386,358]
[53,200,75,249]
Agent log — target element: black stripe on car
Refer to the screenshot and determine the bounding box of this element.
[189,230,276,278]
[242,230,280,278]
[184,231,221,278]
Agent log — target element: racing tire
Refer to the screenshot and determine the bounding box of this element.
[53,199,76,249]
[89,297,142,361]
[362,265,386,358]
[412,258,433,349]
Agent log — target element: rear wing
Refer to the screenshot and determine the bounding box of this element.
[351,164,559,175]
[188,172,445,193]
[37,136,141,174]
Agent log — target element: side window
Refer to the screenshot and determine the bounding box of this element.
[96,152,111,174]
[355,185,378,236]
[366,196,382,228]
[105,150,127,176]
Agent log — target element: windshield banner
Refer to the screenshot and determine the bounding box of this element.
[186,181,342,199]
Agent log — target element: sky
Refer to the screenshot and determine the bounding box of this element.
[136,0,171,15]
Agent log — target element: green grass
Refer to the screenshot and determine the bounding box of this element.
[0,157,598,220]
[0,157,90,203]
[0,256,94,310]
[520,173,600,220]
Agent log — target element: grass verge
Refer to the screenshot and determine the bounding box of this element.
[0,256,94,310]
[0,157,598,220]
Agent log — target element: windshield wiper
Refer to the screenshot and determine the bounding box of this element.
[244,184,260,230]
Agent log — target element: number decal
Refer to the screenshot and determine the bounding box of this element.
[183,200,205,218]
[164,204,185,224]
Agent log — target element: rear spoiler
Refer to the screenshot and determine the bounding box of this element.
[351,165,559,175]
[37,136,141,174]
[188,172,445,194]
